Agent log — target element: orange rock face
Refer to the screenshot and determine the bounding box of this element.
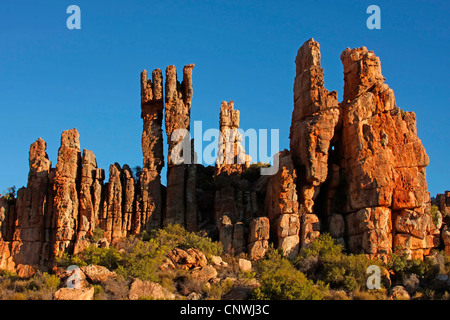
[290,39,340,217]
[339,46,434,260]
[288,40,437,261]
[74,149,103,254]
[247,217,270,260]
[215,101,251,178]
[52,129,82,261]
[140,69,164,231]
[164,64,196,228]
[0,42,443,276]
[265,150,301,257]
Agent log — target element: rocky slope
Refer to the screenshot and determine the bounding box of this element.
[0,39,448,278]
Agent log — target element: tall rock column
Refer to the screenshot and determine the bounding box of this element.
[52,129,81,261]
[140,69,164,231]
[214,101,251,255]
[289,39,340,247]
[215,101,250,178]
[105,163,123,243]
[164,64,195,227]
[122,164,136,236]
[339,46,436,260]
[5,138,53,274]
[74,149,104,254]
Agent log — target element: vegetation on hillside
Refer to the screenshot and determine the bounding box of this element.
[0,226,449,300]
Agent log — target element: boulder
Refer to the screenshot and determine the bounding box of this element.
[54,286,94,300]
[128,278,174,300]
[80,265,117,283]
[238,258,252,273]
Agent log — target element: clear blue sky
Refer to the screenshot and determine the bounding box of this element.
[0,0,448,197]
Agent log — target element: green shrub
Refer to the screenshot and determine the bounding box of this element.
[387,250,429,277]
[253,249,327,300]
[58,245,122,270]
[299,233,343,260]
[151,224,222,257]
[0,269,19,279]
[58,224,222,284]
[203,278,234,300]
[1,186,16,203]
[93,284,106,300]
[295,233,382,292]
[115,238,168,282]
[90,227,105,243]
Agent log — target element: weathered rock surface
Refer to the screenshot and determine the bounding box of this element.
[0,46,443,278]
[7,138,52,272]
[128,278,175,300]
[247,217,270,260]
[165,248,208,270]
[265,150,301,257]
[140,68,164,231]
[74,149,103,254]
[287,39,437,261]
[80,265,117,283]
[441,225,450,257]
[338,46,434,260]
[215,101,251,178]
[238,258,252,273]
[190,265,218,283]
[164,64,197,229]
[54,286,95,300]
[289,39,339,220]
[435,191,450,217]
[389,285,410,300]
[52,129,82,261]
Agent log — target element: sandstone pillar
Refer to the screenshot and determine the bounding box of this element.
[140,68,164,231]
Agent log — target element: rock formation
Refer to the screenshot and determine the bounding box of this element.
[213,102,256,255]
[215,101,251,178]
[52,129,82,261]
[247,217,270,260]
[74,149,103,254]
[0,138,53,275]
[288,39,437,261]
[164,64,196,229]
[265,150,301,258]
[0,42,446,277]
[435,191,450,217]
[289,39,340,248]
[339,46,436,260]
[433,191,450,256]
[140,69,164,231]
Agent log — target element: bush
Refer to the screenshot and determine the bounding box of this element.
[253,249,327,300]
[58,224,222,285]
[1,186,16,203]
[0,271,60,300]
[203,278,234,300]
[116,237,168,282]
[151,224,222,258]
[294,233,383,292]
[387,250,429,277]
[58,245,122,270]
